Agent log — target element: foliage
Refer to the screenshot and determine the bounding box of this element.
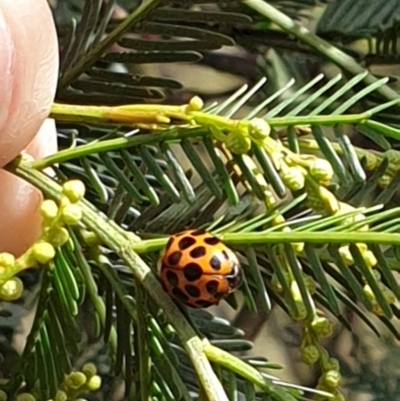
[2,1,400,401]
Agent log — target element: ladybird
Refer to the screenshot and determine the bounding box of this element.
[158,229,242,308]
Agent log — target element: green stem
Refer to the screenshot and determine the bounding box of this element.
[130,231,400,254]
[244,0,400,103]
[59,0,162,90]
[10,159,228,401]
[224,231,400,247]
[33,112,386,170]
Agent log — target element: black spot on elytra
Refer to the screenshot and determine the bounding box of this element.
[204,236,220,246]
[168,251,182,266]
[209,255,221,271]
[190,246,206,258]
[190,229,206,236]
[206,280,219,295]
[222,250,229,259]
[183,263,203,281]
[165,237,174,250]
[166,270,179,287]
[185,284,201,298]
[178,236,196,250]
[172,288,189,302]
[195,299,213,308]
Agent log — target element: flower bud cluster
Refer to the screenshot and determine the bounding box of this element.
[57,363,101,400]
[0,180,85,302]
[377,149,400,188]
[300,316,342,400]
[7,364,101,401]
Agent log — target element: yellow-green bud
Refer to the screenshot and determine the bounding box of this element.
[81,230,100,246]
[65,372,87,390]
[15,393,36,401]
[338,246,354,266]
[324,358,340,372]
[309,159,334,183]
[51,228,70,248]
[54,390,67,401]
[290,301,307,321]
[86,375,101,391]
[383,287,396,304]
[226,131,251,154]
[40,200,59,221]
[303,275,316,294]
[336,202,367,229]
[0,389,7,401]
[361,152,378,171]
[0,277,24,301]
[32,242,55,264]
[318,186,340,214]
[248,118,271,141]
[292,242,304,254]
[372,303,384,316]
[311,317,333,339]
[321,370,341,389]
[61,204,82,225]
[291,280,302,302]
[300,345,320,364]
[363,285,375,301]
[82,362,97,378]
[362,250,377,268]
[0,253,15,269]
[62,180,86,203]
[280,166,305,190]
[271,274,283,293]
[187,96,204,112]
[378,174,392,188]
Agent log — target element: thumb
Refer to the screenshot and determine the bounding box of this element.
[0,0,59,256]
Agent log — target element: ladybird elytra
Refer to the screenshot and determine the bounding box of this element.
[158,230,242,308]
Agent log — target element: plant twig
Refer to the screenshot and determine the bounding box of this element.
[9,158,229,401]
[128,229,400,254]
[37,100,397,171]
[243,0,400,103]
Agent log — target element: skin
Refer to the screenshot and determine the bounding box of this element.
[0,0,59,256]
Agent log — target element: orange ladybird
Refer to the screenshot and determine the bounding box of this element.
[158,229,242,308]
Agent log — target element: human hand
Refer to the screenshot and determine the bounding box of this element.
[0,0,59,256]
